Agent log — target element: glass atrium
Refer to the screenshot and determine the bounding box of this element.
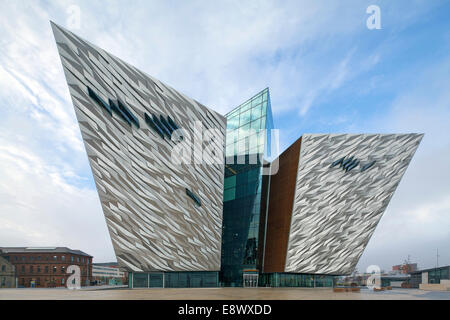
[220,88,274,287]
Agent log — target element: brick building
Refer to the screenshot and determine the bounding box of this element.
[393,263,418,274]
[0,247,92,288]
[0,253,16,288]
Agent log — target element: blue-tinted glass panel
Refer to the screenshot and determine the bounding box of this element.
[240,109,251,126]
[224,175,236,189]
[133,273,148,288]
[227,116,239,130]
[251,95,262,106]
[224,188,236,202]
[251,105,261,121]
[250,119,260,131]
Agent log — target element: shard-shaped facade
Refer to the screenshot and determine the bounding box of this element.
[52,22,225,287]
[260,133,423,286]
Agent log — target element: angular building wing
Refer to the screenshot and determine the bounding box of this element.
[264,134,423,275]
[51,22,226,273]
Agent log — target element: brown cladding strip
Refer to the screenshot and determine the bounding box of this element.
[263,137,302,273]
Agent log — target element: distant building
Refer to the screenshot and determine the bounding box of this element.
[92,262,127,286]
[0,247,92,288]
[381,274,410,288]
[0,253,16,288]
[393,263,417,274]
[409,265,450,289]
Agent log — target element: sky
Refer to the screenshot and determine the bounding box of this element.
[0,0,449,273]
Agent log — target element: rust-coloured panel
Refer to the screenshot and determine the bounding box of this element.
[263,137,302,273]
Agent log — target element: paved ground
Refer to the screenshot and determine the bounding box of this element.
[0,287,449,300]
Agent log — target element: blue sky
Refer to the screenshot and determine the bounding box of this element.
[0,0,449,273]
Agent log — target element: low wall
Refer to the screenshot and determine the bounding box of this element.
[419,282,450,291]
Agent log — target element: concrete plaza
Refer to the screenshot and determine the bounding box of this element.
[0,287,449,300]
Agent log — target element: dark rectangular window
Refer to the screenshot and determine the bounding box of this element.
[118,99,139,128]
[145,113,165,138]
[87,87,112,115]
[109,99,131,126]
[186,188,201,207]
[159,115,174,134]
[153,114,171,137]
[167,116,179,131]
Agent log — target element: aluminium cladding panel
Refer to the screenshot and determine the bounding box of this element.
[284,133,423,275]
[51,22,226,272]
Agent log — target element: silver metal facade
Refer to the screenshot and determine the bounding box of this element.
[52,23,226,272]
[284,134,423,275]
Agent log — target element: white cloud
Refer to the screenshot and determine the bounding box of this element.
[356,58,450,272]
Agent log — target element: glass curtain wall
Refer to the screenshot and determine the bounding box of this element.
[220,88,274,287]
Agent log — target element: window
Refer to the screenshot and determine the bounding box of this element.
[61,266,65,273]
[29,256,34,261]
[21,266,25,273]
[53,256,57,261]
[239,109,251,126]
[223,188,236,202]
[37,266,41,273]
[45,266,49,273]
[152,114,170,137]
[118,99,139,128]
[71,256,74,262]
[1,265,5,272]
[251,105,261,121]
[186,188,201,207]
[37,256,41,261]
[30,266,33,273]
[88,87,112,115]
[77,257,80,263]
[145,113,165,138]
[62,278,65,285]
[224,175,236,189]
[61,256,65,261]
[53,266,57,273]
[82,258,85,263]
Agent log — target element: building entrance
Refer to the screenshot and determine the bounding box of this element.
[243,273,258,288]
